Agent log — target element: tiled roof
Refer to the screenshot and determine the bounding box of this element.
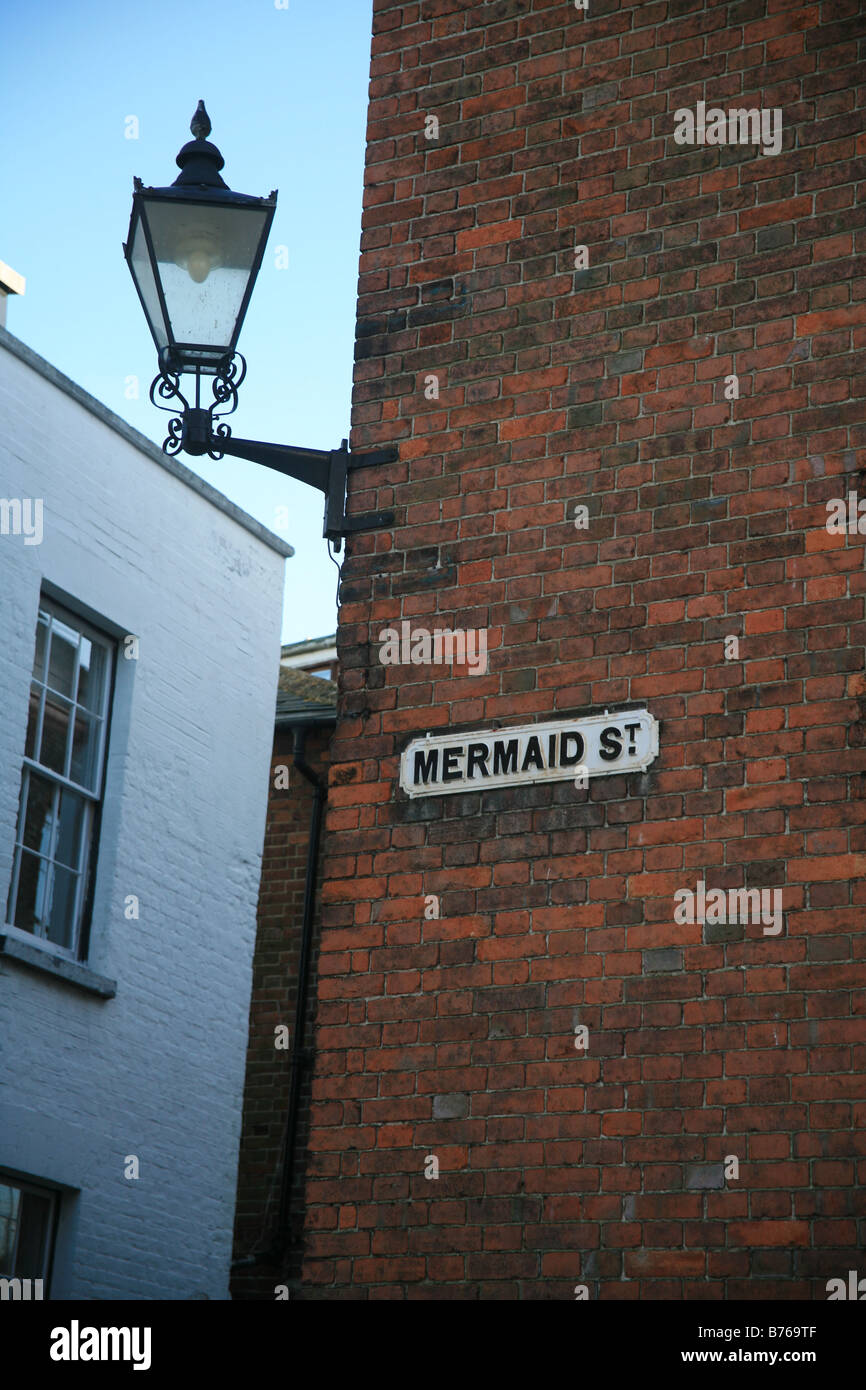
[275,666,337,726]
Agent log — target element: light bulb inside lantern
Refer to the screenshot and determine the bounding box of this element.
[173,226,220,284]
[185,250,213,284]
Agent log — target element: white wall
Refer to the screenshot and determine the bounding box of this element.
[0,331,289,1299]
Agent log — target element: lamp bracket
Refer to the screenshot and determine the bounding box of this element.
[148,356,397,549]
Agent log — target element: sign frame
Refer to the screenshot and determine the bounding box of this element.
[399,708,659,798]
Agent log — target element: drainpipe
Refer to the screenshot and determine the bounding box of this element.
[275,725,325,1265]
[231,722,325,1275]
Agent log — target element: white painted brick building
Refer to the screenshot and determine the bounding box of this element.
[0,326,291,1299]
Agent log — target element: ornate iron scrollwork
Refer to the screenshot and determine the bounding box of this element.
[148,370,190,457]
[144,351,398,542]
[206,354,246,460]
[148,352,246,460]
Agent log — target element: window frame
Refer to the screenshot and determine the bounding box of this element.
[5,598,115,961]
[0,1173,59,1288]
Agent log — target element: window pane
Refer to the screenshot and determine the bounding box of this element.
[22,774,56,857]
[46,620,79,698]
[16,1193,51,1279]
[46,865,78,950]
[76,639,107,713]
[25,683,42,761]
[40,693,72,776]
[12,600,115,959]
[70,712,99,789]
[0,1184,21,1275]
[33,614,49,682]
[55,791,85,869]
[12,849,51,933]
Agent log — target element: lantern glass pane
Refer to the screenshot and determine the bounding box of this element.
[140,199,269,355]
[130,215,169,351]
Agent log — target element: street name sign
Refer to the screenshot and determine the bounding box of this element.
[400,709,659,798]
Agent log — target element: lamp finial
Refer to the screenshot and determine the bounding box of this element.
[190,101,211,141]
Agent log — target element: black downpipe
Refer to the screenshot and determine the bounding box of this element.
[275,725,325,1264]
[231,722,326,1275]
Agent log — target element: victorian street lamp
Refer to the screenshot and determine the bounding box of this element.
[124,102,396,548]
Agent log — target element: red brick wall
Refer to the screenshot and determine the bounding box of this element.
[232,726,331,1299]
[302,0,866,1299]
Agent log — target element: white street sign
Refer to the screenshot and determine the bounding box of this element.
[400,709,659,797]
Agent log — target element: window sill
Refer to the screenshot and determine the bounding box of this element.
[0,933,116,998]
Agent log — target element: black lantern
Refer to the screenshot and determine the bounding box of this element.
[124,102,276,377]
[124,102,396,547]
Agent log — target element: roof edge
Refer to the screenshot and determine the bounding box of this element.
[281,632,337,654]
[275,710,337,730]
[0,326,294,560]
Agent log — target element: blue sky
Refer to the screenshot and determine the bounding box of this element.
[1,0,375,644]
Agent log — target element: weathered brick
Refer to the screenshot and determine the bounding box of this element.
[297,0,866,1303]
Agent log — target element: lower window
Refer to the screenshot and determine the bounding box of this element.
[0,1175,57,1289]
